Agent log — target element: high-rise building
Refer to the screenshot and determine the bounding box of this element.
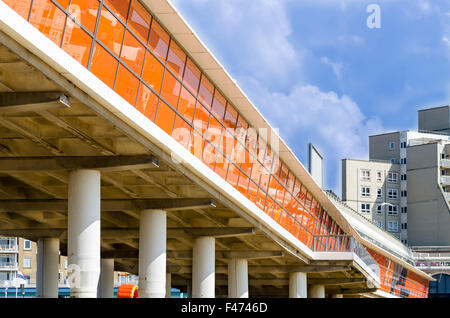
[343,106,450,246]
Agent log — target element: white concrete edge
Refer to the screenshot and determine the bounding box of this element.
[353,254,381,286]
[0,1,319,261]
[372,290,401,299]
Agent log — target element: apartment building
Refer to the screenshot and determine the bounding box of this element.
[342,159,401,238]
[0,237,69,287]
[342,105,450,246]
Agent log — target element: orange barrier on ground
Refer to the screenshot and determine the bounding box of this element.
[117,284,139,298]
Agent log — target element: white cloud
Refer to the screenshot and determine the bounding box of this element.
[320,57,344,79]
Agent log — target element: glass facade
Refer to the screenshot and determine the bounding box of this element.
[368,249,429,298]
[4,0,348,252]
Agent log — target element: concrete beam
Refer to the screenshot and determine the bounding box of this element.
[326,288,378,295]
[167,265,351,274]
[0,198,215,212]
[0,155,159,172]
[102,249,284,260]
[306,278,366,285]
[0,227,255,239]
[0,92,70,114]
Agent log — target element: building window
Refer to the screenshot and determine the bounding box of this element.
[361,187,371,197]
[388,221,398,232]
[401,190,407,197]
[389,142,395,150]
[401,174,407,181]
[377,188,382,199]
[65,258,68,269]
[376,220,383,228]
[23,257,32,268]
[376,171,382,182]
[361,203,371,213]
[388,205,398,215]
[376,204,383,214]
[391,158,396,164]
[360,169,370,181]
[401,223,408,230]
[388,188,398,199]
[400,141,407,148]
[23,240,31,251]
[387,172,398,183]
[400,158,407,164]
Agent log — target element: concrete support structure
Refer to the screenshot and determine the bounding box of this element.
[309,284,325,298]
[289,272,307,298]
[98,259,115,298]
[36,238,59,298]
[138,209,167,298]
[68,169,101,298]
[192,236,215,298]
[228,258,248,298]
[166,273,171,298]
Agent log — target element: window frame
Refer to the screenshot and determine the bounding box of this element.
[360,186,371,197]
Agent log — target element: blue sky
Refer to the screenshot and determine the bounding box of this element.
[170,0,450,195]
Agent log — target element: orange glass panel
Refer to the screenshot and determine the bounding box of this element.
[279,164,289,186]
[198,75,214,109]
[90,42,118,88]
[142,50,164,93]
[221,130,234,158]
[241,149,253,175]
[166,40,186,79]
[68,0,99,33]
[177,87,196,123]
[250,161,262,185]
[120,30,145,75]
[4,0,32,19]
[223,103,238,130]
[247,180,258,204]
[265,198,275,218]
[215,154,229,180]
[148,19,169,61]
[283,192,293,211]
[61,18,92,67]
[202,140,217,171]
[172,115,191,149]
[271,156,281,176]
[155,101,175,135]
[255,188,266,210]
[128,0,151,43]
[237,171,249,196]
[136,83,158,122]
[235,115,248,144]
[160,71,181,108]
[114,64,139,106]
[226,163,239,189]
[259,168,270,192]
[29,0,66,46]
[257,137,266,163]
[97,6,124,56]
[211,90,226,120]
[189,130,204,160]
[279,211,288,228]
[183,58,200,94]
[192,103,210,136]
[104,0,130,22]
[207,117,222,149]
[246,128,258,155]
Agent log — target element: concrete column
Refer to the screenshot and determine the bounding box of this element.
[289,272,307,298]
[68,169,101,298]
[98,259,114,298]
[332,294,343,298]
[192,236,215,298]
[228,258,248,298]
[139,209,166,298]
[309,284,325,298]
[36,238,59,298]
[166,273,171,298]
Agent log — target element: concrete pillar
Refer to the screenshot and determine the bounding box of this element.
[166,273,171,298]
[98,259,114,298]
[228,258,248,298]
[139,209,166,298]
[289,272,307,298]
[68,169,101,298]
[192,236,215,298]
[309,284,325,298]
[36,238,59,298]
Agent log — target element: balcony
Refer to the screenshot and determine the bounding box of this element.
[0,262,18,270]
[441,159,450,169]
[440,176,450,186]
[0,245,18,253]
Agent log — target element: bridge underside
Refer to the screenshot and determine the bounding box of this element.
[0,35,375,298]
